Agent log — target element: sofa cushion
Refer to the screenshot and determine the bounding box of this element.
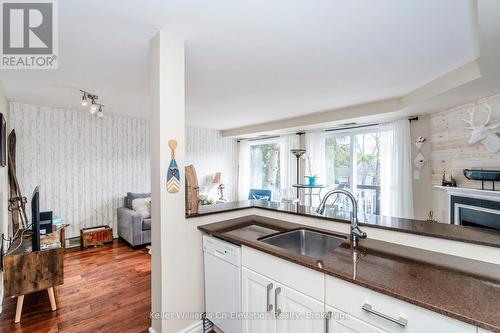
[125,192,151,209]
[132,198,151,218]
[142,218,151,231]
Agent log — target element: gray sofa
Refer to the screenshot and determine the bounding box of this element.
[117,192,151,247]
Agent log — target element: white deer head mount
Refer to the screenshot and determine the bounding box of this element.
[462,102,500,153]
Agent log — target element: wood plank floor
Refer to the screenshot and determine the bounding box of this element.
[0,239,151,333]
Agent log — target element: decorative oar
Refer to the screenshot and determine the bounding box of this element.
[167,140,180,193]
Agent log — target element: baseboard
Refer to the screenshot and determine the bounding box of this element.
[148,320,203,333]
[181,321,203,333]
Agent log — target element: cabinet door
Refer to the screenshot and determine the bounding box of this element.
[242,267,276,333]
[276,284,325,333]
[326,305,389,333]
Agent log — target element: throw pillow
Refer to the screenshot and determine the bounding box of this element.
[132,198,151,218]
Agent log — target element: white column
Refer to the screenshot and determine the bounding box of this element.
[149,31,186,333]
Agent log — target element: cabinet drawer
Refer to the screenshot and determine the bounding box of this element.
[242,246,324,301]
[325,276,475,333]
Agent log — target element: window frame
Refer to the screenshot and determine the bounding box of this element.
[247,137,283,197]
[325,125,381,215]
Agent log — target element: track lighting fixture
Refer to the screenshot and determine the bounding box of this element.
[80,90,104,117]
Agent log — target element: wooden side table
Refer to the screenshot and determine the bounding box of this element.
[2,225,67,323]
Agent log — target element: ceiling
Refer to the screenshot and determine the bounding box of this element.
[0,0,479,130]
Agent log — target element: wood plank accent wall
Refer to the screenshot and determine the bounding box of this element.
[431,93,500,189]
[186,126,238,201]
[10,102,150,238]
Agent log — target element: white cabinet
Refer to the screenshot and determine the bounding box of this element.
[325,276,476,333]
[276,284,324,333]
[242,268,276,333]
[241,246,477,333]
[477,328,493,333]
[242,267,324,333]
[326,305,388,333]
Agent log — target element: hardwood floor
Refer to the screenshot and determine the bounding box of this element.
[0,239,151,333]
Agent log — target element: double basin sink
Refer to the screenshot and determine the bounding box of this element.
[259,228,345,258]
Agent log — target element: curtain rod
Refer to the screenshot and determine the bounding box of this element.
[325,116,418,132]
[238,117,418,141]
[238,132,304,142]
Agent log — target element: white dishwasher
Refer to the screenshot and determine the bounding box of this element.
[203,235,242,333]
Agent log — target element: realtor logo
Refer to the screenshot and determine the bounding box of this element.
[1,0,58,69]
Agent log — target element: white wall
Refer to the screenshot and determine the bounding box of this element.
[0,82,9,314]
[410,115,433,220]
[9,102,150,238]
[0,83,9,243]
[150,31,191,333]
[186,126,238,201]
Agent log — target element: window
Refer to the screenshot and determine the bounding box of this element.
[325,129,380,217]
[250,142,281,197]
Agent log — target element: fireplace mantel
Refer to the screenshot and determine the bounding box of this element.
[434,185,500,202]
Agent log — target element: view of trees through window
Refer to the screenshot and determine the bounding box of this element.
[250,143,281,197]
[325,131,380,216]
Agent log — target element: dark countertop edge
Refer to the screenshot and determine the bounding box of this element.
[187,202,500,249]
[198,223,500,332]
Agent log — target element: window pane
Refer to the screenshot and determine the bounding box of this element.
[355,132,380,216]
[325,135,351,188]
[250,143,281,198]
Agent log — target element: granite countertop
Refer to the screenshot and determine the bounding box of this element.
[198,215,500,332]
[188,200,500,248]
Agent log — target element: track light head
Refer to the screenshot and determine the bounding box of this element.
[81,93,89,107]
[89,102,98,114]
[97,105,104,118]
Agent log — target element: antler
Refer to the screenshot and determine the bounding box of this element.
[462,105,476,128]
[482,103,492,126]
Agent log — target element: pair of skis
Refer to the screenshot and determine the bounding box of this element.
[7,130,28,233]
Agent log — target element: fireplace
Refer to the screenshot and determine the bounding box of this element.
[450,195,500,231]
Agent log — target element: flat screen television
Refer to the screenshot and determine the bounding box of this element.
[32,186,41,251]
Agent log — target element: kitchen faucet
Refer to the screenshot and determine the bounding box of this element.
[316,189,367,247]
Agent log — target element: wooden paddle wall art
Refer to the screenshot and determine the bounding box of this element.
[167,140,181,193]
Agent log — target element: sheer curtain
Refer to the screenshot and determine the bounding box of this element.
[238,140,251,200]
[379,119,414,219]
[305,131,326,184]
[280,134,300,197]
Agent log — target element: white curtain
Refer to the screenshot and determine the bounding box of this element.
[238,140,251,200]
[305,131,326,184]
[280,134,300,195]
[379,119,414,219]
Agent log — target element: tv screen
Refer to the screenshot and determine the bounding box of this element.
[32,186,41,251]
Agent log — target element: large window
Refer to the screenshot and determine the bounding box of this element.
[325,129,380,217]
[250,142,281,197]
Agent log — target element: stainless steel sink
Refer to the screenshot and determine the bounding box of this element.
[259,229,345,258]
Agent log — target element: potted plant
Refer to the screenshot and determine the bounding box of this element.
[303,154,319,185]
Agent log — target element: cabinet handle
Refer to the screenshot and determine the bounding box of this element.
[325,311,332,333]
[274,287,282,318]
[361,303,408,327]
[266,283,273,312]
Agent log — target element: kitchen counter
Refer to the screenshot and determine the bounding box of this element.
[188,200,500,248]
[198,215,500,332]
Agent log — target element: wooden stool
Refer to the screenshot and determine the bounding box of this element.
[14,287,57,323]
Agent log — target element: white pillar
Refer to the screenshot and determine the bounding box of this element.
[149,31,186,333]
